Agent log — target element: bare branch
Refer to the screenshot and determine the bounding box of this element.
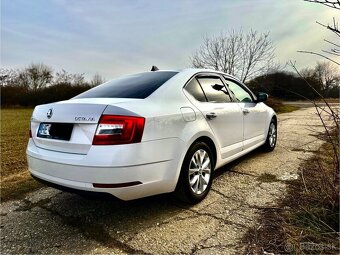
[91,73,105,86]
[316,21,340,37]
[324,39,340,48]
[322,49,340,56]
[304,0,340,10]
[297,50,340,65]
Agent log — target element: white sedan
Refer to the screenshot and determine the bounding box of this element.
[27,68,277,204]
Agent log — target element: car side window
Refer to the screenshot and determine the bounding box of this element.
[184,78,207,102]
[225,79,253,103]
[197,77,231,103]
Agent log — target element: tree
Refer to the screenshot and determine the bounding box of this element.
[17,63,53,90]
[0,68,19,86]
[54,69,73,85]
[191,30,276,82]
[91,73,105,86]
[53,69,88,86]
[72,73,86,86]
[314,61,340,95]
[300,66,323,93]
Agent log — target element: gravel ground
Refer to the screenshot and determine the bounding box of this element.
[0,107,330,254]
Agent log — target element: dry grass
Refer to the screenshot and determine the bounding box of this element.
[1,108,43,201]
[265,97,300,114]
[244,141,340,254]
[246,61,340,254]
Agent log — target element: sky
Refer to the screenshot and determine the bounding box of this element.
[1,0,339,80]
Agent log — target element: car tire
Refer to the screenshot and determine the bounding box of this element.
[175,141,214,204]
[262,118,277,152]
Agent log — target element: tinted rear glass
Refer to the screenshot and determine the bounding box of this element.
[74,71,178,99]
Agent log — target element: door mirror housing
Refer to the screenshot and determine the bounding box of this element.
[256,92,268,103]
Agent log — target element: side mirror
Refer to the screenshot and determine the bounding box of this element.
[256,92,268,103]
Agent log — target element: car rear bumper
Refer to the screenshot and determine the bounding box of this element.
[27,138,185,200]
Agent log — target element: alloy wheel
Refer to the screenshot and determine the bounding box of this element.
[188,149,211,195]
[268,122,277,148]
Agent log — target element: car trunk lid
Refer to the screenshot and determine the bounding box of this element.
[30,99,139,154]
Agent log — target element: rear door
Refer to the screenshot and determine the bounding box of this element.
[185,74,244,158]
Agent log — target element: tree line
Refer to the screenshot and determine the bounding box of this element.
[247,61,340,100]
[1,61,338,107]
[1,64,104,107]
[1,28,339,107]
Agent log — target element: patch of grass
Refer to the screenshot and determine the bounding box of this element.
[265,97,300,114]
[257,173,278,183]
[1,108,43,201]
[276,104,300,114]
[244,141,340,254]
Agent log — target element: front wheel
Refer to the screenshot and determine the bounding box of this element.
[175,141,214,204]
[262,119,277,152]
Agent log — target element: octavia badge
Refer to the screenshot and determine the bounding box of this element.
[47,108,53,119]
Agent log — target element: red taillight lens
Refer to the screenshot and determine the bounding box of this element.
[92,115,145,145]
[29,129,32,138]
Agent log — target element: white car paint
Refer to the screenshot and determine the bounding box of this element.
[27,68,276,201]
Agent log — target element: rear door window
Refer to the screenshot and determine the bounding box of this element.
[184,78,207,102]
[197,76,232,103]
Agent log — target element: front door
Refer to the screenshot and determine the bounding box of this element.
[223,78,267,150]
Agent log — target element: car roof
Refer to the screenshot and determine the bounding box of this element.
[177,68,240,81]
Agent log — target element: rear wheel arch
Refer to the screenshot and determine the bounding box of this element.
[175,137,216,203]
[192,136,217,168]
[172,134,218,192]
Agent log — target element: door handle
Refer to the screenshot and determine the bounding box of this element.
[242,108,250,114]
[206,112,217,120]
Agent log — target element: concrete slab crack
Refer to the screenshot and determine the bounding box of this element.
[39,205,150,255]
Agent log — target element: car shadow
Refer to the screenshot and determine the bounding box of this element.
[21,147,267,253]
[213,147,263,179]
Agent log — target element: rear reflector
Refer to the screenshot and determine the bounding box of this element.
[92,115,145,145]
[93,181,142,188]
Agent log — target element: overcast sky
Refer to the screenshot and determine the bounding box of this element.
[2,0,339,80]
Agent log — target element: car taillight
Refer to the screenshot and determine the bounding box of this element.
[29,129,32,138]
[92,115,145,145]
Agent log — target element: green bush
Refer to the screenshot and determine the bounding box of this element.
[247,71,322,100]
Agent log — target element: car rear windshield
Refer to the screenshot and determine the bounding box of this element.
[74,71,178,99]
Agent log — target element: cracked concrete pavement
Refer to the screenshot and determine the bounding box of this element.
[0,107,332,254]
